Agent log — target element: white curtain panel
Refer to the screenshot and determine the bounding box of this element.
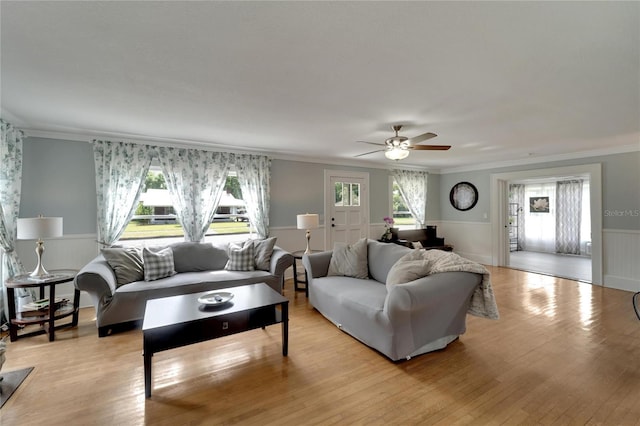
[158,147,230,242]
[556,179,583,255]
[391,169,428,228]
[93,140,153,247]
[0,119,26,322]
[233,154,271,239]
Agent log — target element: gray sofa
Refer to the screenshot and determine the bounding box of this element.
[75,240,293,336]
[302,240,485,361]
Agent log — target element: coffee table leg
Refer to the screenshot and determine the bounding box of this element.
[144,351,152,398]
[282,303,288,356]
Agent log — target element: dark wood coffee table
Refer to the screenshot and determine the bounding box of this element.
[142,283,289,398]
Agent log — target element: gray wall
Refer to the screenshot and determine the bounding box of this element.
[21,137,96,234]
[20,137,638,234]
[270,159,401,227]
[21,139,434,234]
[440,151,640,230]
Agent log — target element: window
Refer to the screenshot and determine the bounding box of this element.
[334,182,360,206]
[392,180,416,229]
[119,168,251,242]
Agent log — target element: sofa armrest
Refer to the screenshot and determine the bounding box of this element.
[270,246,294,286]
[385,271,481,316]
[302,251,332,279]
[74,255,117,310]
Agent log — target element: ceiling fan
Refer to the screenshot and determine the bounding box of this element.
[355,125,451,160]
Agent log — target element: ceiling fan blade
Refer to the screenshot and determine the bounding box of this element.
[356,140,385,147]
[354,149,384,157]
[408,145,451,151]
[408,132,437,144]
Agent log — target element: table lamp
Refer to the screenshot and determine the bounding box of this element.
[17,216,63,278]
[296,213,319,254]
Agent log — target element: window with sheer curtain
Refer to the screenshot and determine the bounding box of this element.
[519,180,590,255]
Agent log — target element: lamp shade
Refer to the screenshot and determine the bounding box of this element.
[17,217,63,240]
[297,213,319,230]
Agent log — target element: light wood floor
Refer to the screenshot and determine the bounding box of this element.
[2,269,639,425]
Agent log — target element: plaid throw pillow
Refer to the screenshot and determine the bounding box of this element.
[143,247,177,281]
[225,241,255,271]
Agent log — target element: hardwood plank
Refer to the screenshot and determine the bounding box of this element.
[1,268,639,425]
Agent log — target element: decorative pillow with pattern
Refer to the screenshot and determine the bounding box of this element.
[252,237,277,271]
[142,247,177,281]
[225,241,256,271]
[101,247,144,287]
[327,238,369,279]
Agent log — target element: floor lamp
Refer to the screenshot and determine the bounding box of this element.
[296,214,319,254]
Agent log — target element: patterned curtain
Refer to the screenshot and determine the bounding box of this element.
[158,147,230,242]
[94,140,153,247]
[509,183,526,250]
[0,119,26,323]
[556,179,583,254]
[233,154,271,239]
[391,169,428,228]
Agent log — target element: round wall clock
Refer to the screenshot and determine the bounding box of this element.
[450,182,478,211]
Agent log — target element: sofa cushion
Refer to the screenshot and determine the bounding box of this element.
[101,247,144,287]
[171,242,228,272]
[143,247,177,281]
[367,240,412,283]
[252,237,277,271]
[327,238,368,279]
[225,241,255,271]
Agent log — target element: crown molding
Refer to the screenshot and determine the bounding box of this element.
[21,128,439,173]
[439,143,640,174]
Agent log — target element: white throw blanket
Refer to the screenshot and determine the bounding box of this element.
[395,250,500,320]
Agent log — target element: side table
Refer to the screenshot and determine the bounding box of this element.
[5,269,80,342]
[292,250,320,297]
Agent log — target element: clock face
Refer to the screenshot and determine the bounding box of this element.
[450,182,478,211]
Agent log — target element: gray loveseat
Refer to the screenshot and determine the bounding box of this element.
[75,240,293,336]
[302,240,494,361]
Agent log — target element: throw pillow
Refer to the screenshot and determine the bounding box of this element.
[225,241,256,271]
[142,247,177,281]
[171,242,228,272]
[327,238,368,279]
[252,237,277,271]
[386,258,432,290]
[101,247,144,287]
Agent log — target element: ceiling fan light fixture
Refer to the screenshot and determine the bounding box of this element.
[385,147,410,161]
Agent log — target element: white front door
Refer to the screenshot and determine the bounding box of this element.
[325,170,369,248]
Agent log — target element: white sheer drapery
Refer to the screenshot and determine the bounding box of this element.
[0,119,26,322]
[94,140,153,247]
[157,147,230,242]
[233,154,271,239]
[523,182,556,252]
[391,169,428,228]
[556,179,583,254]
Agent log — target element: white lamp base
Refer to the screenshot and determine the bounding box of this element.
[304,229,312,254]
[29,240,51,278]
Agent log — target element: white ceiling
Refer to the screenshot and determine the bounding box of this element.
[1,1,638,171]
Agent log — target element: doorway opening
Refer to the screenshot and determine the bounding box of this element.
[490,164,602,285]
[507,176,592,282]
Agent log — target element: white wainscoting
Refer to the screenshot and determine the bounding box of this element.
[603,229,640,292]
[434,221,493,265]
